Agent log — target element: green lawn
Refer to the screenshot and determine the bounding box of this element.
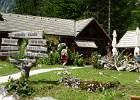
[28,67,140,100]
[0,61,19,76]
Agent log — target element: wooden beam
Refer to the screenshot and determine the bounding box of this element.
[26,45,47,51]
[28,39,47,45]
[10,58,36,63]
[1,38,18,45]
[0,51,20,56]
[8,31,43,38]
[0,46,18,51]
[25,52,48,58]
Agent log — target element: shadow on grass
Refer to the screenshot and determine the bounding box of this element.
[30,79,60,85]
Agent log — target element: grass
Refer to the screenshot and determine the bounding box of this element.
[27,67,140,100]
[0,61,64,76]
[1,61,140,100]
[0,61,19,76]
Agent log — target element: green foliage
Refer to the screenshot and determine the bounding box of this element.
[91,52,103,69]
[37,50,61,65]
[9,38,28,59]
[5,77,35,97]
[72,52,84,66]
[66,50,75,65]
[36,57,49,65]
[128,10,140,30]
[110,0,138,39]
[51,50,61,64]
[43,33,60,47]
[77,57,84,66]
[14,0,43,16]
[18,38,28,59]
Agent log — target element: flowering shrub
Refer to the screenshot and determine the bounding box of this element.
[60,77,120,92]
[61,77,80,88]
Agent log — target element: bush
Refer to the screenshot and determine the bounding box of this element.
[36,57,50,65]
[5,77,35,97]
[77,57,84,66]
[37,44,84,66]
[72,52,84,66]
[37,50,61,65]
[91,52,103,69]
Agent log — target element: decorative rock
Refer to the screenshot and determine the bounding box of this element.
[61,77,120,92]
[61,77,81,88]
[0,86,7,99]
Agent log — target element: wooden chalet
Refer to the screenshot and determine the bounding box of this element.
[116,30,138,55]
[117,30,137,48]
[0,13,111,60]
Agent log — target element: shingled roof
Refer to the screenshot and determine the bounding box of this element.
[0,21,13,31]
[117,30,137,48]
[75,18,93,36]
[0,13,97,37]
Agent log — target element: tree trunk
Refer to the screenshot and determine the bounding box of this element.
[108,0,111,36]
[22,67,31,79]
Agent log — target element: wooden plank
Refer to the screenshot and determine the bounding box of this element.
[25,52,48,58]
[0,51,20,56]
[8,31,43,38]
[26,45,47,51]
[0,46,18,51]
[28,39,47,45]
[131,96,140,100]
[1,38,18,45]
[9,58,36,63]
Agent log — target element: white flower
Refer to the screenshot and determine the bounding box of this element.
[99,72,104,75]
[37,64,42,67]
[87,88,91,91]
[57,72,62,75]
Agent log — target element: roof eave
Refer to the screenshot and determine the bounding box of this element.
[75,18,94,37]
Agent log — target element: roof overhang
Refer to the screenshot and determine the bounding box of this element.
[75,18,111,42]
[75,40,97,48]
